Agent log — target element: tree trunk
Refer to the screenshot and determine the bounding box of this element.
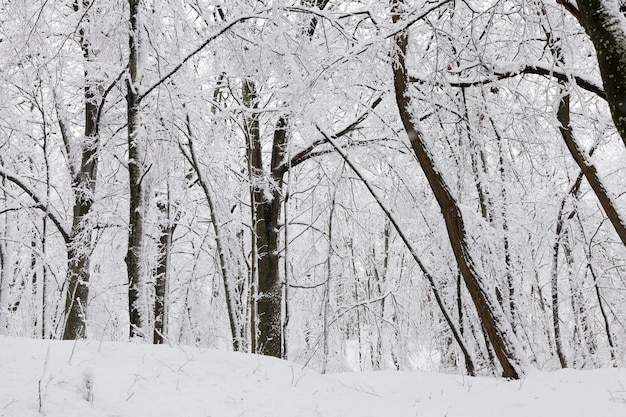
[125,0,145,338]
[63,0,100,339]
[254,196,283,357]
[153,196,175,344]
[550,200,568,368]
[556,91,626,248]
[242,79,288,358]
[391,0,529,379]
[322,130,476,376]
[253,120,287,357]
[321,187,337,374]
[588,260,617,365]
[492,123,517,330]
[0,230,7,334]
[242,1,329,357]
[576,0,626,148]
[182,122,244,351]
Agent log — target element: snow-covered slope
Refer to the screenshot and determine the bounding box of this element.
[1,336,625,417]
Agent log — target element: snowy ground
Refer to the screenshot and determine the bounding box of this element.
[1,336,625,417]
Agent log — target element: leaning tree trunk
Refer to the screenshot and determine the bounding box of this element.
[322,131,477,376]
[391,0,529,379]
[182,117,245,351]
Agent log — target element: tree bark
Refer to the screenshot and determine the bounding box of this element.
[242,1,331,357]
[391,0,529,379]
[557,92,626,248]
[321,186,337,374]
[153,196,176,344]
[576,0,626,148]
[0,226,7,334]
[587,259,617,365]
[125,0,145,338]
[63,0,100,339]
[551,197,569,368]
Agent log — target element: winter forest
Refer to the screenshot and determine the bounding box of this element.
[1,0,626,382]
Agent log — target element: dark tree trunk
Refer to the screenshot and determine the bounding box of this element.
[556,92,626,248]
[64,131,98,339]
[576,0,626,148]
[153,198,176,344]
[551,198,569,369]
[63,0,100,339]
[242,76,289,358]
[254,196,283,357]
[588,261,617,365]
[257,118,288,358]
[0,224,7,333]
[125,0,145,339]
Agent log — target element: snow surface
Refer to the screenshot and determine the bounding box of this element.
[1,336,625,417]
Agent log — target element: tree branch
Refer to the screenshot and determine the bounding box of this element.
[410,63,606,100]
[138,10,270,102]
[95,69,126,135]
[285,95,383,171]
[555,0,584,26]
[317,124,475,375]
[0,166,71,244]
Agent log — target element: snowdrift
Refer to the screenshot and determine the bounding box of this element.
[1,336,625,416]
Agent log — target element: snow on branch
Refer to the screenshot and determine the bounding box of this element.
[138,9,272,102]
[410,61,606,100]
[556,0,584,26]
[0,166,71,244]
[286,96,383,172]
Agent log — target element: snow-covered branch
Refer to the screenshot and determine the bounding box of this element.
[0,166,71,244]
[410,62,606,100]
[138,9,271,102]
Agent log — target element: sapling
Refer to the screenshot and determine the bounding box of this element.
[38,344,52,413]
[82,366,95,403]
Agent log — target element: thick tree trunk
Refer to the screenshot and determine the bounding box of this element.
[576,0,626,148]
[64,133,98,339]
[254,118,288,358]
[255,196,283,357]
[391,0,529,379]
[63,0,99,339]
[242,1,329,357]
[242,79,289,358]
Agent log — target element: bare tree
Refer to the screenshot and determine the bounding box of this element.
[390,0,530,379]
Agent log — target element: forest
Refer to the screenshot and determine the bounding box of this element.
[1,0,626,381]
